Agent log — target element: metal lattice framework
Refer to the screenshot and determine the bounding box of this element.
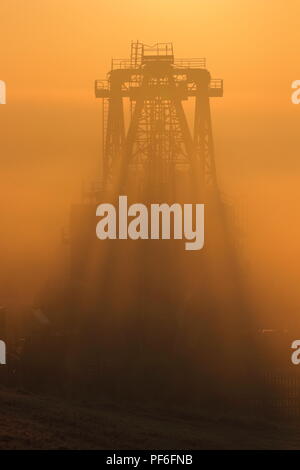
[95,41,223,196]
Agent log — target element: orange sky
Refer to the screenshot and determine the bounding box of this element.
[0,0,300,324]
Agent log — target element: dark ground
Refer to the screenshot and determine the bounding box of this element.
[0,386,299,449]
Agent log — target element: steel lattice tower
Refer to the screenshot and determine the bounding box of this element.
[95,41,223,198]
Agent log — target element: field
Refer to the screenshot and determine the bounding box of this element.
[0,386,299,450]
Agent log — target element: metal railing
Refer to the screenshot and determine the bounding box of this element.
[210,78,223,89]
[95,80,110,93]
[111,59,136,70]
[175,58,206,69]
[142,42,174,57]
